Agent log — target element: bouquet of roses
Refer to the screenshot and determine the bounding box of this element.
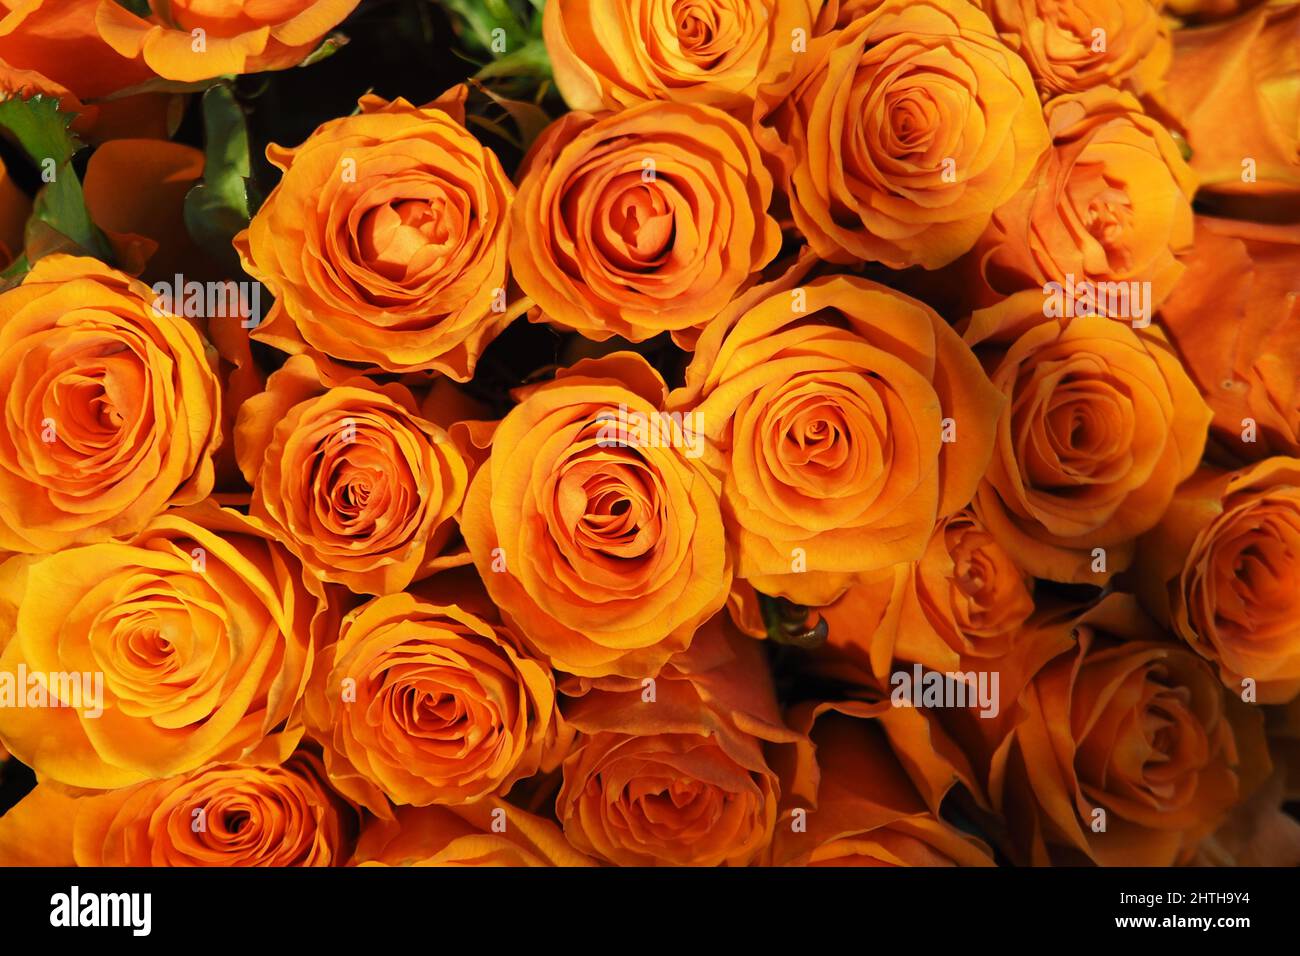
[0,0,1297,869]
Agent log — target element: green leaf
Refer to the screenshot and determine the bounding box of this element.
[474,36,551,82]
[0,93,113,279]
[439,0,534,55]
[297,31,349,68]
[0,92,79,167]
[114,0,152,16]
[183,84,252,270]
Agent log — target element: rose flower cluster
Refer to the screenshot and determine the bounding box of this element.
[0,0,1298,869]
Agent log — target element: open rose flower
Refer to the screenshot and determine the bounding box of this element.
[235,91,516,380]
[989,594,1269,866]
[511,101,781,343]
[235,355,469,595]
[974,88,1197,318]
[671,275,1003,606]
[543,0,813,114]
[304,591,571,813]
[978,0,1171,97]
[969,304,1210,583]
[353,799,594,867]
[0,0,154,99]
[754,0,1049,268]
[556,616,798,866]
[0,501,329,789]
[462,353,730,678]
[1137,457,1300,704]
[95,0,360,82]
[0,750,358,866]
[769,701,995,866]
[1159,218,1300,462]
[0,256,221,554]
[1161,2,1300,212]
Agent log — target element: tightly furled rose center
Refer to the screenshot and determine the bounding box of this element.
[357,195,464,283]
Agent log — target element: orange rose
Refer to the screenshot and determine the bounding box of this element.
[0,501,329,789]
[0,256,221,554]
[235,91,516,380]
[510,101,781,343]
[462,353,730,679]
[978,0,1170,96]
[543,0,813,113]
[970,304,1210,583]
[1137,458,1300,704]
[353,800,594,867]
[0,750,358,866]
[304,590,571,813]
[768,701,995,866]
[988,594,1269,866]
[555,616,797,866]
[670,275,1003,606]
[754,0,1049,268]
[820,508,1034,680]
[1161,3,1300,211]
[0,0,154,99]
[975,88,1196,317]
[95,0,360,81]
[1159,218,1300,461]
[235,355,468,595]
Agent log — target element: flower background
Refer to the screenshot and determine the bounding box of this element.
[0,0,1297,868]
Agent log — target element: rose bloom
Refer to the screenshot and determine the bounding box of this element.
[543,0,813,113]
[95,0,360,81]
[989,594,1269,866]
[1163,3,1300,210]
[975,88,1196,316]
[769,702,995,866]
[0,0,154,99]
[0,501,329,789]
[236,90,515,379]
[819,508,1034,680]
[0,256,221,554]
[1159,218,1300,461]
[0,750,357,866]
[977,0,1170,96]
[352,799,594,867]
[511,101,781,344]
[670,274,1003,606]
[1137,458,1300,704]
[235,354,468,595]
[304,591,571,813]
[462,353,730,679]
[969,300,1210,583]
[754,0,1049,269]
[556,615,796,866]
